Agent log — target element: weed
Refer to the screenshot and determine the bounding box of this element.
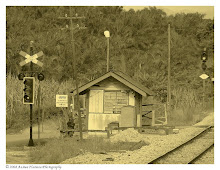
[30,137,146,164]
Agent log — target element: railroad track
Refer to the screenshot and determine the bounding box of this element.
[148,126,214,164]
[188,142,214,164]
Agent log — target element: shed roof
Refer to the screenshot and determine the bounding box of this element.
[70,71,155,97]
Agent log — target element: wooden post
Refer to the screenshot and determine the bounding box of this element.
[58,7,86,141]
[85,93,89,131]
[164,104,168,125]
[152,110,155,126]
[69,7,83,141]
[139,95,142,127]
[167,24,171,120]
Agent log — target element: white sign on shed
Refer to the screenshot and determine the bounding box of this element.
[56,95,68,107]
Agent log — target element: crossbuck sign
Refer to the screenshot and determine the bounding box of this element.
[19,51,44,67]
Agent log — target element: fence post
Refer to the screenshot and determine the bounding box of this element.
[151,110,155,126]
[164,104,168,125]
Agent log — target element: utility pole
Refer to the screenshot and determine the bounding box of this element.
[167,24,171,115]
[58,7,86,141]
[28,41,34,146]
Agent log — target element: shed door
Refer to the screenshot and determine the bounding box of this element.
[89,90,103,113]
[88,90,104,130]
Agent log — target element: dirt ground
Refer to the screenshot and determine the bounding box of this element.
[6,119,60,164]
[6,147,31,164]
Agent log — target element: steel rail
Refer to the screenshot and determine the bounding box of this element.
[188,142,214,164]
[148,126,213,164]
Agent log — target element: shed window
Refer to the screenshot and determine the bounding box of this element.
[104,91,128,114]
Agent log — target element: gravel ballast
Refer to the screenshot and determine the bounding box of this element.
[194,112,214,126]
[61,127,206,164]
[61,112,214,164]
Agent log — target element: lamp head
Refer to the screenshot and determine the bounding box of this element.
[104,31,110,38]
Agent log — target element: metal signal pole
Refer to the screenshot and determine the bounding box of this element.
[203,79,205,108]
[167,24,171,115]
[58,7,86,141]
[28,41,34,146]
[37,81,41,140]
[201,48,208,110]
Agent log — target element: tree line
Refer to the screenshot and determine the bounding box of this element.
[6,6,214,102]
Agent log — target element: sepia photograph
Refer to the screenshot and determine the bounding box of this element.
[3,2,216,168]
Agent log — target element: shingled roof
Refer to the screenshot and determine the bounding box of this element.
[70,71,155,97]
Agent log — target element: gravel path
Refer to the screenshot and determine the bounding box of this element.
[61,127,207,164]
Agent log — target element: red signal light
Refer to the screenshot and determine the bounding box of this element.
[23,77,35,104]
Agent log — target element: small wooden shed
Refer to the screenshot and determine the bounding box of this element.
[70,71,155,131]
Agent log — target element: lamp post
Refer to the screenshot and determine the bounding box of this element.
[104,31,110,72]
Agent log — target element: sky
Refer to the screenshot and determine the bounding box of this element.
[123,6,214,19]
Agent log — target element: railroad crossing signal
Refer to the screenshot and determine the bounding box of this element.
[23,77,35,104]
[201,48,208,71]
[19,51,44,67]
[37,73,44,81]
[201,48,208,62]
[18,73,25,80]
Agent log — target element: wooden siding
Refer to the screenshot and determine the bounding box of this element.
[129,91,135,106]
[120,106,135,127]
[88,113,120,130]
[90,77,131,91]
[86,78,141,130]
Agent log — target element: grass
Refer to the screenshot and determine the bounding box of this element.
[167,87,214,126]
[6,74,75,132]
[29,136,147,164]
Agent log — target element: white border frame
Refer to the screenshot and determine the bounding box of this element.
[1,1,218,170]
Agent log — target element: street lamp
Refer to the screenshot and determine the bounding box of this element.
[104,30,110,72]
[104,30,110,38]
